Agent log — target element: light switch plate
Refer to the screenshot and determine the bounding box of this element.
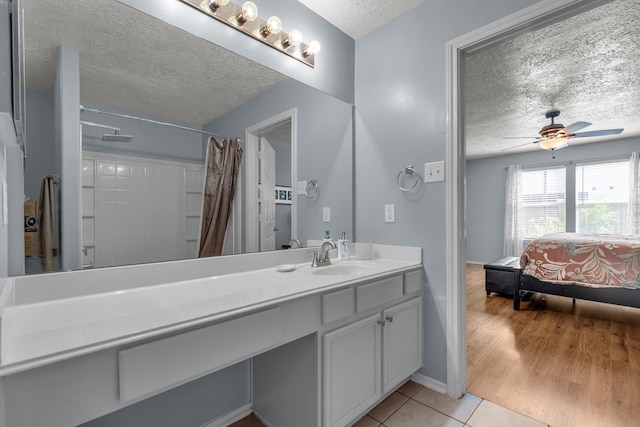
[424,161,445,183]
[384,204,395,223]
[297,180,307,195]
[323,207,331,222]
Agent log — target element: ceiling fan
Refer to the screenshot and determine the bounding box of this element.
[502,110,624,151]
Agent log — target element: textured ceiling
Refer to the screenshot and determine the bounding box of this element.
[465,0,640,158]
[22,0,640,157]
[22,0,286,126]
[297,0,427,40]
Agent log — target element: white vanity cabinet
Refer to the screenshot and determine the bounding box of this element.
[322,272,422,427]
[0,246,423,427]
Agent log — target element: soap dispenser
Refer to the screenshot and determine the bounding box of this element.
[338,231,349,260]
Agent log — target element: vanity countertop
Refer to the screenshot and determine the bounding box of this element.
[0,245,421,376]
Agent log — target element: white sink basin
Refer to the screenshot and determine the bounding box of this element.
[311,263,374,277]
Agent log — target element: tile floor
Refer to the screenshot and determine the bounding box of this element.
[352,381,548,427]
[231,380,550,427]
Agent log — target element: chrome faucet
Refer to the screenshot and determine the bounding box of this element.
[289,238,301,249]
[319,241,337,266]
[309,241,337,267]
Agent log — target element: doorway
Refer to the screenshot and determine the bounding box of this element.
[445,0,612,397]
[243,109,298,253]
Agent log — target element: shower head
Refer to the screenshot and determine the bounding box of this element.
[102,132,133,143]
[81,120,133,142]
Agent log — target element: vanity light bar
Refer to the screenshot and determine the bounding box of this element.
[180,0,319,68]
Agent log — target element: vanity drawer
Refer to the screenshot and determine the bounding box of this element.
[119,307,282,403]
[322,287,355,324]
[356,276,403,313]
[404,270,422,295]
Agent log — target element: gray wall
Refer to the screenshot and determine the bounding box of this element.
[80,361,249,427]
[118,0,355,104]
[25,88,205,203]
[0,0,11,113]
[80,102,205,164]
[207,78,353,249]
[466,136,640,264]
[354,0,539,384]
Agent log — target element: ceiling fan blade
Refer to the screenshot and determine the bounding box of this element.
[564,121,591,133]
[501,141,538,151]
[571,128,624,138]
[502,136,541,140]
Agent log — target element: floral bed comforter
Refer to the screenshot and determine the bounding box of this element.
[520,233,640,289]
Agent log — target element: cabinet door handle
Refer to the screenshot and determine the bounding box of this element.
[377,319,386,326]
[385,315,394,323]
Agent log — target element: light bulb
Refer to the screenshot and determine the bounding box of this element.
[261,16,282,37]
[207,0,229,11]
[237,1,258,25]
[303,40,321,56]
[284,29,303,47]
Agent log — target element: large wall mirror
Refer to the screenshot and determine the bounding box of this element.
[19,0,353,274]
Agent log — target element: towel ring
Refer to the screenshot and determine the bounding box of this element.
[305,180,319,199]
[397,166,423,193]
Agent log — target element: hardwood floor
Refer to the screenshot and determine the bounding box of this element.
[466,263,640,427]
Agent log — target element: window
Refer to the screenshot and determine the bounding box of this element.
[521,167,566,240]
[576,160,629,234]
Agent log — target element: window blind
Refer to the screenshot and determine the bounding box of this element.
[521,167,566,239]
[576,160,629,234]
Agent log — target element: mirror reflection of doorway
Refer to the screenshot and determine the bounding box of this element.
[244,109,297,253]
[259,122,292,251]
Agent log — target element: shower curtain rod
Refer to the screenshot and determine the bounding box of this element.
[79,105,239,141]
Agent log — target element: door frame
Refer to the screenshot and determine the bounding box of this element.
[445,0,611,397]
[242,108,298,253]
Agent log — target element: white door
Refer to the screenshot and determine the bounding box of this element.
[382,298,423,393]
[323,314,381,427]
[259,138,276,251]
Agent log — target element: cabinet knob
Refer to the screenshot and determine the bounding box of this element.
[377,319,386,326]
[385,315,394,323]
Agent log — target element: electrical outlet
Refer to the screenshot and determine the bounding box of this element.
[424,161,445,183]
[384,204,395,223]
[323,207,331,222]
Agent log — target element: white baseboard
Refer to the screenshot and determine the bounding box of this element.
[200,404,252,427]
[410,372,447,395]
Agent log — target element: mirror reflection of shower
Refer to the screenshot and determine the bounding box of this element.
[80,120,133,143]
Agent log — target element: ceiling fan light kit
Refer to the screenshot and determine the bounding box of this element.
[503,110,624,152]
[538,136,568,151]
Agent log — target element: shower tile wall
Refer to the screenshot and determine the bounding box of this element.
[82,154,203,269]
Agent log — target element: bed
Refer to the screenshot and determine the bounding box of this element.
[514,233,640,310]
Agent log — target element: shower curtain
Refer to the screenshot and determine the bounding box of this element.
[198,137,243,257]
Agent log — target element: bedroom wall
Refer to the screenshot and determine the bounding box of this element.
[466,136,640,264]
